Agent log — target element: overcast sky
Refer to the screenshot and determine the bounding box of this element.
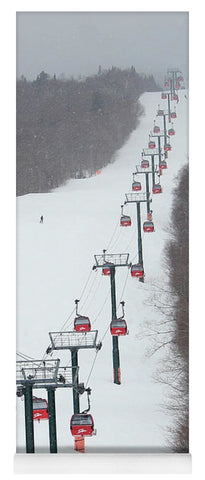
[16,11,188,84]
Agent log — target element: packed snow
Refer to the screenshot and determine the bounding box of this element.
[16,89,188,453]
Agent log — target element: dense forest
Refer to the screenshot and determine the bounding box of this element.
[16,67,160,196]
[146,163,189,452]
[164,163,189,452]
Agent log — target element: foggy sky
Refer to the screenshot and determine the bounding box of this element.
[16,11,188,84]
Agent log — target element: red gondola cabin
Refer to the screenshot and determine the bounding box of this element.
[131,263,144,278]
[70,414,94,437]
[164,81,169,88]
[120,215,131,227]
[171,94,178,101]
[148,140,156,149]
[143,221,154,232]
[157,109,164,116]
[110,318,127,336]
[168,128,175,136]
[161,93,167,99]
[33,397,49,422]
[159,160,167,169]
[74,316,91,332]
[153,125,160,134]
[153,184,162,194]
[178,76,183,82]
[102,262,114,275]
[141,159,149,169]
[132,181,141,191]
[164,143,171,152]
[170,111,177,119]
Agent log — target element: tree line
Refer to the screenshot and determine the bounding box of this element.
[140,163,189,452]
[17,67,160,196]
[164,163,189,452]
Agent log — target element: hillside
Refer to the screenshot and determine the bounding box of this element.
[16,68,159,196]
[16,89,188,453]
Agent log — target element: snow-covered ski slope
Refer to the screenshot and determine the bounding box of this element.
[16,90,188,453]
